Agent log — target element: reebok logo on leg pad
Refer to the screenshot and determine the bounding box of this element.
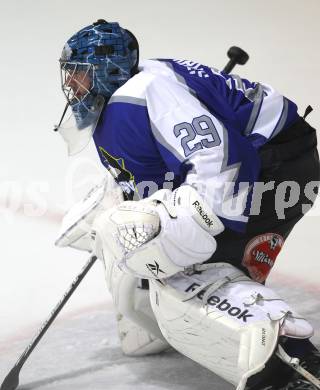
[185,283,254,323]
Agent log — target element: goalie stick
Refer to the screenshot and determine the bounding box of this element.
[1,255,98,390]
[1,46,249,390]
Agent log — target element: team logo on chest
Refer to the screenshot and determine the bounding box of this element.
[242,233,284,283]
[99,147,136,198]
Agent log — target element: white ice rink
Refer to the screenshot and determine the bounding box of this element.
[1,0,320,388]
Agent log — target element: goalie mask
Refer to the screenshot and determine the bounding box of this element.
[55,19,139,155]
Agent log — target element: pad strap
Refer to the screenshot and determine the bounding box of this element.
[276,345,320,389]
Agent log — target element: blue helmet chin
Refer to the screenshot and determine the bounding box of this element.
[60,20,139,128]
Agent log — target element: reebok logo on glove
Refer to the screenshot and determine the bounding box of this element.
[192,201,214,228]
[146,261,166,278]
[186,283,254,323]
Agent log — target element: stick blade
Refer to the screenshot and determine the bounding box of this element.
[1,366,20,390]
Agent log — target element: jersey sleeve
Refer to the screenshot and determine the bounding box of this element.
[160,59,299,149]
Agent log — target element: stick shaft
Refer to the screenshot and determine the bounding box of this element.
[1,255,97,390]
[22,255,97,363]
[223,59,236,74]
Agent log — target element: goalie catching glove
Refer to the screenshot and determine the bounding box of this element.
[92,185,224,279]
[55,172,124,252]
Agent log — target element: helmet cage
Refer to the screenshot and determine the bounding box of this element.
[60,61,95,108]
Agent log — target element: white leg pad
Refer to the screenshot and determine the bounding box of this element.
[116,313,170,356]
[103,257,169,355]
[149,263,313,390]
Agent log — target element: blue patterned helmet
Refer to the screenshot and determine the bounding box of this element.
[57,20,139,155]
[60,20,139,100]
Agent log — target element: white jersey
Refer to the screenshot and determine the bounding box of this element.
[93,59,299,232]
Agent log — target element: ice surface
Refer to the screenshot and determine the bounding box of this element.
[0,279,319,390]
[0,214,109,342]
[0,306,232,390]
